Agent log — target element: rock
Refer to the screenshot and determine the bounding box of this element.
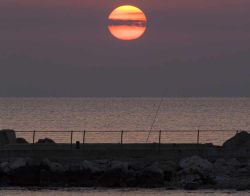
[223,131,250,150]
[16,137,28,144]
[5,158,39,186]
[135,162,164,188]
[179,156,213,175]
[214,158,229,175]
[82,160,107,175]
[214,175,233,189]
[227,158,241,170]
[9,158,27,170]
[42,159,65,173]
[160,161,177,182]
[97,161,129,187]
[96,161,164,188]
[214,175,250,190]
[37,138,56,144]
[0,162,10,173]
[66,163,94,187]
[40,169,67,187]
[236,167,249,176]
[246,160,250,173]
[0,129,16,145]
[40,159,67,187]
[178,156,215,187]
[214,158,241,176]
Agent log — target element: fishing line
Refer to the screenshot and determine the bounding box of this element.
[146,89,167,143]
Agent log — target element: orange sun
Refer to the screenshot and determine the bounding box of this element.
[108,5,147,41]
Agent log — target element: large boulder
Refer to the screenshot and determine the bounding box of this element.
[97,161,129,187]
[40,159,67,187]
[1,158,39,186]
[214,158,241,176]
[223,131,250,150]
[65,160,109,187]
[135,162,164,188]
[177,156,215,188]
[41,159,65,173]
[0,129,16,145]
[66,162,94,187]
[179,156,213,175]
[214,158,230,175]
[160,161,177,182]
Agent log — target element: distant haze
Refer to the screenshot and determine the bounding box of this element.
[0,0,250,97]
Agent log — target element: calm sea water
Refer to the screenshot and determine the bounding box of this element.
[0,97,250,144]
[0,189,249,196]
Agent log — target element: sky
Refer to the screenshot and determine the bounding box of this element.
[0,0,250,97]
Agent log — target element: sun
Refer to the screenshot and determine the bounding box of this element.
[108,5,147,41]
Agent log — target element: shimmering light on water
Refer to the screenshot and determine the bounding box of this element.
[1,98,250,144]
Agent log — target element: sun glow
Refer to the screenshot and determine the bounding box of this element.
[108,5,147,41]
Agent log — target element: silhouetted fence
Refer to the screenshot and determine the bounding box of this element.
[14,129,249,146]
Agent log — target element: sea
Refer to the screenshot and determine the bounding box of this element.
[1,97,250,195]
[0,97,250,145]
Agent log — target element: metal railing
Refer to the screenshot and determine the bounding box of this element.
[14,129,248,146]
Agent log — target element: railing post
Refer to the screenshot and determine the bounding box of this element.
[121,130,124,144]
[197,130,200,144]
[70,131,73,148]
[159,130,162,145]
[32,130,36,144]
[158,130,162,152]
[83,130,86,144]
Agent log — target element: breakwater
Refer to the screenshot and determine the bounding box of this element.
[0,155,250,190]
[0,131,250,190]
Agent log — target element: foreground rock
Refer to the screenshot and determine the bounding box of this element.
[0,156,249,189]
[177,156,215,189]
[0,158,165,187]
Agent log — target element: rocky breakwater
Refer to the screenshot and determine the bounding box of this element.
[0,131,250,189]
[0,158,164,188]
[0,155,250,190]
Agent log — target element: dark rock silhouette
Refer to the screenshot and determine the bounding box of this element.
[223,131,250,150]
[0,130,16,145]
[37,138,56,144]
[16,137,28,144]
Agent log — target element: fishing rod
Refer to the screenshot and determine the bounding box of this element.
[146,89,167,143]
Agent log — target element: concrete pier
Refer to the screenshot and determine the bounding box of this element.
[0,143,224,162]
